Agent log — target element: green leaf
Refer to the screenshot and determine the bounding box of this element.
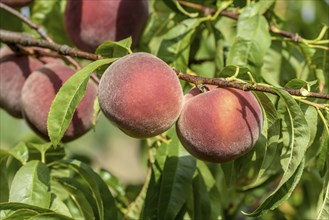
[49,160,118,220]
[317,164,329,219]
[47,58,116,146]
[0,202,74,220]
[163,0,199,17]
[24,213,74,220]
[9,161,51,209]
[157,129,196,220]
[157,18,206,71]
[26,143,66,163]
[244,159,305,216]
[56,178,95,220]
[245,88,310,216]
[0,202,50,213]
[241,92,280,190]
[0,8,23,33]
[30,0,70,44]
[189,161,222,220]
[0,149,10,202]
[284,79,309,90]
[1,209,38,220]
[96,37,132,58]
[227,2,271,78]
[49,193,72,217]
[9,142,29,165]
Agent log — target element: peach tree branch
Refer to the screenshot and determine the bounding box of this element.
[174,69,329,100]
[1,29,328,100]
[178,0,309,43]
[0,30,102,60]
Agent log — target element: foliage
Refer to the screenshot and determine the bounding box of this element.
[0,0,328,219]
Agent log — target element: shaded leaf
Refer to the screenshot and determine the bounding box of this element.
[244,159,305,216]
[96,37,132,58]
[0,149,10,202]
[49,160,118,220]
[241,92,280,190]
[0,202,73,219]
[157,18,206,71]
[245,88,310,216]
[56,178,94,220]
[157,129,196,220]
[317,163,329,219]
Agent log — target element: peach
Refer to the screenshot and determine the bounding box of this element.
[98,52,183,138]
[0,0,33,7]
[21,62,97,142]
[0,47,44,118]
[64,0,149,52]
[176,86,263,163]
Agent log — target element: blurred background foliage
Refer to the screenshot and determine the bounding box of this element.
[0,0,328,219]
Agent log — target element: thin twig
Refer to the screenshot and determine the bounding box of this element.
[0,2,81,69]
[0,30,103,60]
[1,30,328,100]
[178,0,303,42]
[174,69,329,100]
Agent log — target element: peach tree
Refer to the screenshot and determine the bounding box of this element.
[0,0,328,219]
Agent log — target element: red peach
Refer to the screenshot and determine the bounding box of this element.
[0,47,45,118]
[21,62,97,142]
[98,52,183,138]
[176,86,263,163]
[64,0,149,52]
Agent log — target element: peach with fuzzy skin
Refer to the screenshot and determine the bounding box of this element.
[21,62,97,142]
[0,0,33,7]
[64,0,149,52]
[0,47,45,118]
[98,52,183,138]
[176,86,263,163]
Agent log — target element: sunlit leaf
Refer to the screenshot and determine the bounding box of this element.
[9,161,51,209]
[47,58,116,146]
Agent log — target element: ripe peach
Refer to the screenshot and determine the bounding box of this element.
[21,62,97,142]
[0,0,33,7]
[176,86,263,163]
[0,47,44,118]
[98,52,183,138]
[64,0,149,52]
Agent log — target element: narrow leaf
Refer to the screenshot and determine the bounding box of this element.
[244,159,305,216]
[245,88,310,216]
[157,129,196,220]
[50,160,118,220]
[317,165,329,219]
[56,178,94,220]
[0,149,10,202]
[47,58,116,146]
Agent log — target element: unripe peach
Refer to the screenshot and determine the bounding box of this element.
[0,47,44,118]
[176,86,263,163]
[64,0,149,52]
[0,0,33,7]
[98,52,183,138]
[21,62,97,142]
